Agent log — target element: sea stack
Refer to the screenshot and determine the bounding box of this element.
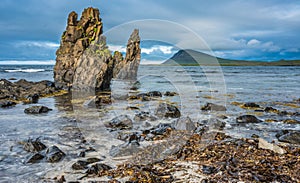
[54,7,141,91]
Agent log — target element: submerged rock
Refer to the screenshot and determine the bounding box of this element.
[105,115,133,130]
[46,146,65,163]
[174,116,196,131]
[155,103,181,118]
[24,106,52,114]
[236,115,262,123]
[201,103,226,111]
[109,142,141,157]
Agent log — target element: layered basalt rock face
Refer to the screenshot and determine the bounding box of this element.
[54,7,141,91]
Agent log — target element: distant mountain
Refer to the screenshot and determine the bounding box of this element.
[163,49,300,66]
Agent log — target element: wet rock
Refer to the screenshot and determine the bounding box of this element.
[105,115,133,130]
[86,157,101,164]
[278,110,289,116]
[86,163,112,175]
[283,119,300,124]
[243,102,260,108]
[134,111,157,122]
[46,146,65,163]
[236,115,262,123]
[258,138,286,154]
[164,91,178,96]
[147,91,162,97]
[277,131,300,144]
[264,106,279,113]
[174,116,196,131]
[150,123,173,136]
[23,138,47,152]
[72,160,89,170]
[25,94,39,104]
[24,106,52,114]
[26,153,45,163]
[251,134,260,138]
[201,103,226,111]
[155,103,181,118]
[109,142,141,157]
[0,100,16,108]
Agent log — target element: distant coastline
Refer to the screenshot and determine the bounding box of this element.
[162,49,300,66]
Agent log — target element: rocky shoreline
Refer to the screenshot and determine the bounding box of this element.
[3,88,297,182]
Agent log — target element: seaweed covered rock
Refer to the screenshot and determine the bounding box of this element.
[54,7,141,91]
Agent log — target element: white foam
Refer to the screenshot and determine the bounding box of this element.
[5,69,45,73]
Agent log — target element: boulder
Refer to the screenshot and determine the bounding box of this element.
[72,160,89,170]
[243,102,260,108]
[23,139,47,152]
[264,106,279,113]
[174,116,196,131]
[105,115,133,130]
[201,103,226,111]
[24,106,52,114]
[147,91,162,97]
[86,163,112,175]
[258,138,286,154]
[46,146,65,163]
[236,115,262,123]
[276,131,300,144]
[164,91,178,96]
[26,153,45,164]
[155,103,181,118]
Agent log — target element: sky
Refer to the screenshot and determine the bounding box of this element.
[0,0,300,64]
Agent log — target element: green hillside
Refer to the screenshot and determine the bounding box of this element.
[162,49,300,66]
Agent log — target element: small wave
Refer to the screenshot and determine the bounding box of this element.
[5,69,45,73]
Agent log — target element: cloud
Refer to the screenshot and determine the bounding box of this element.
[247,39,261,46]
[141,45,173,54]
[108,45,126,53]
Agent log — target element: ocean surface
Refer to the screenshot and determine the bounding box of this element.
[0,64,299,182]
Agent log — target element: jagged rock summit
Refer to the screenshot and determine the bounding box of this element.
[54,7,141,91]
